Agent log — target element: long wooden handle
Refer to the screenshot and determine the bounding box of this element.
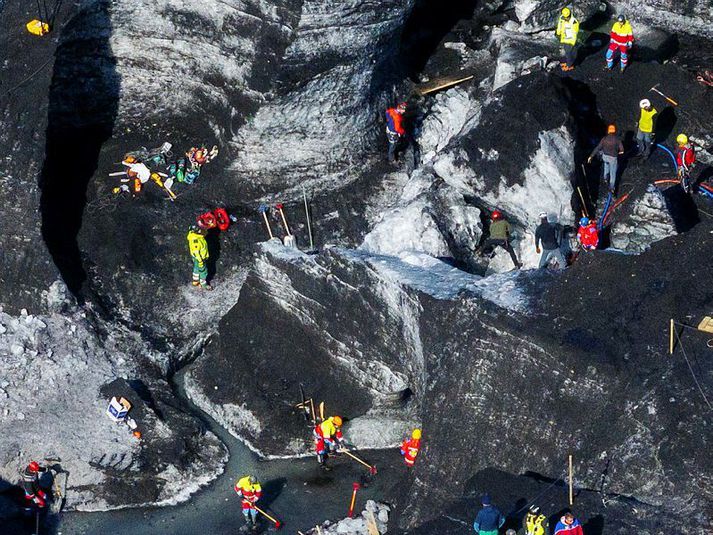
[419,75,474,95]
[340,448,373,470]
[261,211,274,239]
[254,504,279,524]
[278,208,291,235]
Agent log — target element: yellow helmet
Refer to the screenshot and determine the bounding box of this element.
[561,6,571,17]
[332,415,343,426]
[412,428,422,439]
[676,133,688,145]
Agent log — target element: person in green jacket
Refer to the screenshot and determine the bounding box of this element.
[187,225,212,290]
[481,210,522,269]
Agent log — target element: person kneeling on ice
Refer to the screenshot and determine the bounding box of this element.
[553,512,584,535]
[400,428,422,467]
[535,212,566,269]
[187,225,212,290]
[21,461,47,509]
[314,415,345,469]
[234,475,262,530]
[577,217,599,251]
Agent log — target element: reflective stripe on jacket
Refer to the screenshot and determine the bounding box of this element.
[609,20,633,46]
[187,231,209,262]
[556,16,579,45]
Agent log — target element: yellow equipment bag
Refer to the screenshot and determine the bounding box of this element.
[26,19,51,36]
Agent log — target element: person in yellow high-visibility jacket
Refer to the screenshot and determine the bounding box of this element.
[556,6,580,71]
[187,226,211,290]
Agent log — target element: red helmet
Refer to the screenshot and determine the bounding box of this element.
[396,102,407,113]
[491,210,503,220]
[28,461,40,473]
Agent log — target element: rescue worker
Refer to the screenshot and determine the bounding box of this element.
[553,512,584,535]
[577,217,599,251]
[234,475,262,530]
[588,124,624,193]
[675,133,696,193]
[187,225,211,290]
[481,210,522,269]
[314,415,345,469]
[385,102,407,163]
[535,212,566,269]
[21,461,47,509]
[400,428,422,468]
[556,7,579,72]
[523,505,550,535]
[473,494,505,535]
[606,15,633,72]
[636,99,657,158]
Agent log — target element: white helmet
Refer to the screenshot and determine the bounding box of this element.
[639,99,651,109]
[538,211,548,220]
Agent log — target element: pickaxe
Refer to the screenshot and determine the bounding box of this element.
[650,84,679,107]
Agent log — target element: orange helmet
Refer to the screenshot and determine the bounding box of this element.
[123,155,137,164]
[607,124,616,134]
[332,416,343,426]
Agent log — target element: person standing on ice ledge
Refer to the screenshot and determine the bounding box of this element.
[535,212,566,269]
[21,461,47,509]
[234,475,262,531]
[606,15,634,72]
[480,210,522,269]
[635,99,657,158]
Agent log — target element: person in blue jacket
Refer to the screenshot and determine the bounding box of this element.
[473,493,505,535]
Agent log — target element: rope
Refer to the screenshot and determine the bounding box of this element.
[510,473,568,516]
[674,328,713,412]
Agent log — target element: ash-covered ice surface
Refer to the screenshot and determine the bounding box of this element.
[1,0,713,533]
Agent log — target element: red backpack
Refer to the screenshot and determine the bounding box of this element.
[214,208,230,231]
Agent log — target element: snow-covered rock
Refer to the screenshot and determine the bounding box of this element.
[308,501,390,535]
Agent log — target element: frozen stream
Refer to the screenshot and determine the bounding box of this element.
[45,368,398,535]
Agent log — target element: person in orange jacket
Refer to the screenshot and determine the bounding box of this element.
[314,415,345,469]
[400,428,422,467]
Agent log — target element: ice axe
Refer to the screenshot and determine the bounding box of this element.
[258,204,274,239]
[339,448,378,475]
[275,203,296,248]
[650,84,679,107]
[254,504,282,529]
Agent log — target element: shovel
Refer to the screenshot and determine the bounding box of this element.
[275,203,297,248]
[258,204,274,239]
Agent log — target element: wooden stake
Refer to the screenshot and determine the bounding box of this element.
[309,398,316,423]
[319,401,324,422]
[366,511,380,535]
[669,319,675,355]
[576,187,589,218]
[568,454,574,506]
